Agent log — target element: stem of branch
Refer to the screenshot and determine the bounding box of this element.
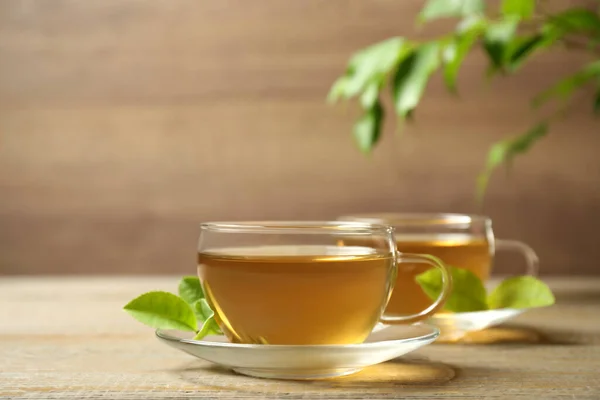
[559,36,600,55]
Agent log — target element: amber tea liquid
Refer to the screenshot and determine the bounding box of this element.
[197,245,394,345]
[388,234,491,315]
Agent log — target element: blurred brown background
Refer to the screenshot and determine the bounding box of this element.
[1,0,598,275]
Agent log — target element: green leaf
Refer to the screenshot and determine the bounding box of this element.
[178,276,204,305]
[392,42,441,118]
[533,61,600,108]
[178,279,223,336]
[123,291,198,332]
[547,8,600,35]
[194,298,214,321]
[327,37,407,102]
[193,299,222,339]
[594,89,600,114]
[488,276,555,309]
[419,0,485,23]
[501,0,535,19]
[360,81,380,109]
[456,14,486,34]
[477,122,548,201]
[416,266,557,312]
[506,34,547,71]
[443,25,483,92]
[483,18,519,72]
[416,266,489,313]
[194,299,222,334]
[353,100,384,153]
[193,316,222,340]
[498,23,561,73]
[327,76,350,103]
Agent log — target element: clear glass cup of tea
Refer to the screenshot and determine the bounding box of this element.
[197,221,451,345]
[337,213,538,316]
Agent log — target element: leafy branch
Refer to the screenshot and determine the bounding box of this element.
[328,0,600,203]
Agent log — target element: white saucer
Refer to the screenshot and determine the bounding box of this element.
[155,323,439,380]
[427,308,528,342]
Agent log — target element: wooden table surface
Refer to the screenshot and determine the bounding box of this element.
[1,276,599,399]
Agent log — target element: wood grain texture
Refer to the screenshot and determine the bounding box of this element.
[0,1,599,275]
[1,276,599,399]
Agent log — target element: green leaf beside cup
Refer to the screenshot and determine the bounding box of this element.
[123,291,198,332]
[416,266,555,312]
[123,276,222,340]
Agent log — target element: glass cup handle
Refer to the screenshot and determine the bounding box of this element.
[495,239,539,276]
[379,253,452,325]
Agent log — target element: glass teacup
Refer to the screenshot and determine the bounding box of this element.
[338,213,538,316]
[196,221,451,345]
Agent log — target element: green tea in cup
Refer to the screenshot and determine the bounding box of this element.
[197,221,451,345]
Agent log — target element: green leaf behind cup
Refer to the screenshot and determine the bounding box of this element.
[194,316,222,340]
[417,265,488,312]
[416,266,556,312]
[194,298,223,336]
[488,276,555,309]
[178,276,204,305]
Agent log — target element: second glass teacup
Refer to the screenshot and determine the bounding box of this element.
[338,213,539,317]
[196,221,451,345]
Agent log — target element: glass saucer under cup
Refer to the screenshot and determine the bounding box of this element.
[155,323,439,380]
[426,308,527,342]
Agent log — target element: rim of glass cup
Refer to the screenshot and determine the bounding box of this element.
[200,221,395,235]
[338,213,490,227]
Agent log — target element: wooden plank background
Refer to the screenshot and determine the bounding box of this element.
[0,0,598,275]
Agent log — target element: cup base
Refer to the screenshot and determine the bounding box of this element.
[232,367,363,380]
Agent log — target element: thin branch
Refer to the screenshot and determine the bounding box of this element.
[559,36,600,54]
